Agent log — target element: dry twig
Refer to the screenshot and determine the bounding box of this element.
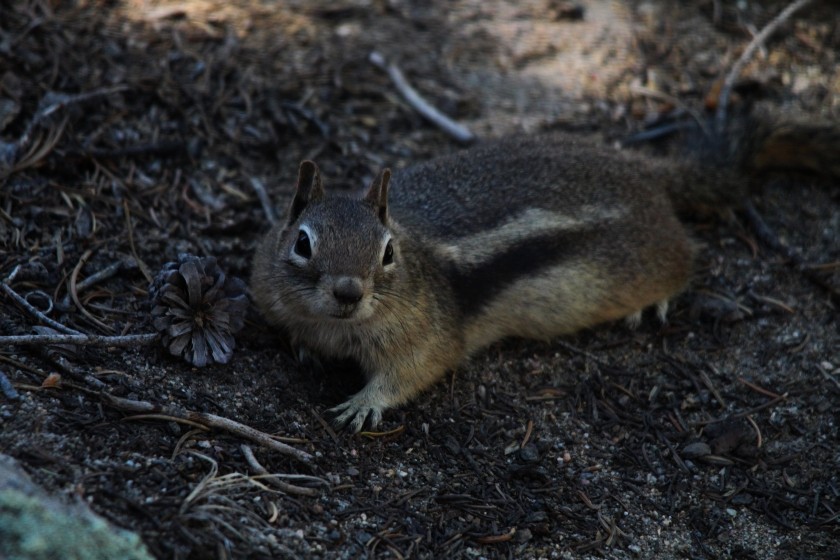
[369,51,475,144]
[0,333,158,347]
[715,0,814,132]
[101,393,314,463]
[249,177,278,226]
[1,281,82,335]
[240,444,323,496]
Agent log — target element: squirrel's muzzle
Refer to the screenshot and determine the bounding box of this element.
[332,276,364,306]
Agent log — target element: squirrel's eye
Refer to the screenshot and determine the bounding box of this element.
[294,230,312,259]
[382,240,394,266]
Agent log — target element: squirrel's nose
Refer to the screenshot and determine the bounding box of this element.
[333,277,364,305]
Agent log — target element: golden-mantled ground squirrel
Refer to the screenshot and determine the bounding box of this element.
[251,118,838,432]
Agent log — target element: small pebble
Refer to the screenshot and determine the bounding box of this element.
[731,493,753,506]
[514,528,533,543]
[519,444,540,463]
[682,442,711,459]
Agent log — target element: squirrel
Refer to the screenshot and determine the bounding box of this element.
[251,115,839,433]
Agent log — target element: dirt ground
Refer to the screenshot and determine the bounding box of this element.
[1,1,839,558]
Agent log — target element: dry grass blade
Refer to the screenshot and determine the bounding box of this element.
[123,200,153,285]
[1,118,68,179]
[359,425,405,438]
[176,452,303,557]
[1,85,128,176]
[69,249,114,334]
[474,527,516,544]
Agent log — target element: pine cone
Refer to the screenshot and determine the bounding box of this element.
[150,254,248,367]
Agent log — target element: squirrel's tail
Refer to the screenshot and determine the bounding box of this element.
[663,112,840,214]
[743,119,840,179]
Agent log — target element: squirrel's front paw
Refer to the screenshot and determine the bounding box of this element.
[328,388,386,433]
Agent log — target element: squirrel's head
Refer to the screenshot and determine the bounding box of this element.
[256,160,398,323]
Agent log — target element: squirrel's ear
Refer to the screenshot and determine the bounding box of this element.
[364,168,391,225]
[289,160,324,223]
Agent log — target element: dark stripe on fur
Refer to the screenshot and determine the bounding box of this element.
[446,228,599,319]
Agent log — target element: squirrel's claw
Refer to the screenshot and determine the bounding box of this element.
[656,299,670,323]
[329,392,385,433]
[624,310,643,329]
[624,298,672,329]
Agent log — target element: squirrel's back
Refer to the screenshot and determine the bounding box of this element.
[386,134,695,353]
[389,134,675,237]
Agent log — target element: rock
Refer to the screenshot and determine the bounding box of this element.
[0,454,153,560]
